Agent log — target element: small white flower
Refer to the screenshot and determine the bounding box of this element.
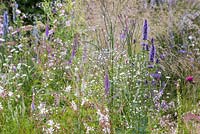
[47,120,54,126]
[16,9,21,15]
[75,67,78,72]
[0,38,5,42]
[17,95,20,98]
[0,102,3,110]
[8,91,13,97]
[38,103,48,115]
[65,85,71,93]
[188,35,193,40]
[71,101,77,111]
[17,83,23,86]
[47,127,54,134]
[81,97,88,106]
[0,86,4,94]
[8,55,13,58]
[55,123,60,129]
[11,48,16,52]
[66,20,71,27]
[65,66,70,69]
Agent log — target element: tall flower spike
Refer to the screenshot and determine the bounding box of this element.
[149,38,156,62]
[104,72,110,95]
[12,1,18,22]
[3,11,9,38]
[143,19,148,40]
[45,24,49,38]
[69,35,78,64]
[31,93,35,112]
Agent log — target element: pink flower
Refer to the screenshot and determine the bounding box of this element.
[186,76,193,83]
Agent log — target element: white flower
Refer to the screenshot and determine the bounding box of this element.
[0,38,5,42]
[0,102,3,110]
[66,20,71,27]
[47,127,54,134]
[65,85,71,93]
[71,101,77,111]
[74,67,78,72]
[0,86,4,94]
[8,91,13,97]
[38,103,48,115]
[188,35,193,40]
[16,9,21,15]
[81,97,88,106]
[47,120,54,126]
[17,95,20,98]
[55,123,60,129]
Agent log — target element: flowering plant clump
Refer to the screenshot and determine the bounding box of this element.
[0,0,199,133]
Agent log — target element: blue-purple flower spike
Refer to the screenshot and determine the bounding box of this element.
[3,11,9,38]
[45,24,49,37]
[149,38,156,62]
[104,72,110,95]
[143,19,148,40]
[69,35,78,64]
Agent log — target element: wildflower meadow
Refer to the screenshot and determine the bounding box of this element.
[0,0,200,133]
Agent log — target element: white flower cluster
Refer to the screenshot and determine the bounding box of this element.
[97,108,111,134]
[43,120,60,134]
[38,102,48,116]
[84,123,94,134]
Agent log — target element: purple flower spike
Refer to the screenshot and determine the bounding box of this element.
[31,94,35,112]
[143,19,148,40]
[45,24,49,37]
[69,35,79,64]
[149,38,156,62]
[31,101,35,112]
[3,11,9,38]
[104,72,110,95]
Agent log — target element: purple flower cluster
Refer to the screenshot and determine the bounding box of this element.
[150,72,161,80]
[143,19,148,40]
